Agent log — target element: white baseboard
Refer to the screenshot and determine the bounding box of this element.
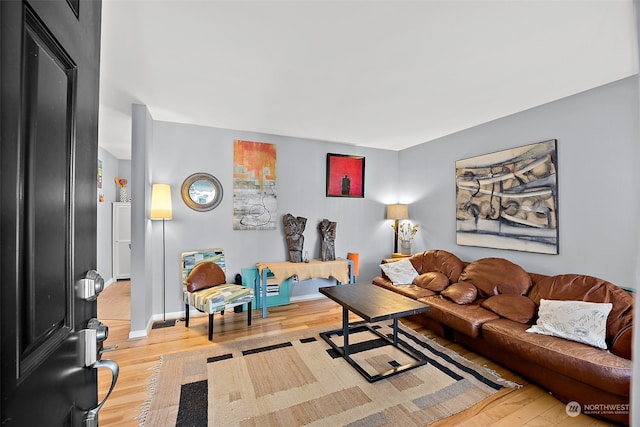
[128,328,148,340]
[153,310,186,321]
[128,317,151,339]
[290,293,324,302]
[103,277,115,289]
[128,310,195,339]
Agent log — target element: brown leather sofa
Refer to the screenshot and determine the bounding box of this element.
[373,250,633,425]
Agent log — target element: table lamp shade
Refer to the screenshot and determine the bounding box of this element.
[150,184,173,220]
[386,204,409,220]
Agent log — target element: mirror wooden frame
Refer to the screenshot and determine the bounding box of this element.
[180,172,223,212]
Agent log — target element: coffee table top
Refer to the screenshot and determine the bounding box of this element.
[319,283,429,322]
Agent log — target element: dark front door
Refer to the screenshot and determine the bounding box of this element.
[1,1,107,425]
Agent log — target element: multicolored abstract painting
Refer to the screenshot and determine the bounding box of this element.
[455,140,558,254]
[233,140,277,230]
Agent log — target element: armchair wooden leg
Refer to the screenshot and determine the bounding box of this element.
[247,301,252,326]
[208,313,214,341]
[185,304,190,327]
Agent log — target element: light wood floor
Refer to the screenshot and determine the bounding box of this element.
[97,281,615,427]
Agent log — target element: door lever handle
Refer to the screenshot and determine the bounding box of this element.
[83,359,119,427]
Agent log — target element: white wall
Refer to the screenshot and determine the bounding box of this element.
[97,147,118,283]
[401,76,639,290]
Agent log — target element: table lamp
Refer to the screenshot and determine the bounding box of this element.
[386,204,408,254]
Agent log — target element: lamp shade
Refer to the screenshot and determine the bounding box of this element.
[386,204,409,220]
[150,184,173,220]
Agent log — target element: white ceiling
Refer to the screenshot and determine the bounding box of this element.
[98,1,638,160]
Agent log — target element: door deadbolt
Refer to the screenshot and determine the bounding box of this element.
[76,270,104,300]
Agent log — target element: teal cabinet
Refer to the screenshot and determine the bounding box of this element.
[242,267,290,309]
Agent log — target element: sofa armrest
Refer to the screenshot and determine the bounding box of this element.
[611,324,633,360]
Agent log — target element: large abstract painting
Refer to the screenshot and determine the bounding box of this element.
[455,140,558,254]
[233,140,277,230]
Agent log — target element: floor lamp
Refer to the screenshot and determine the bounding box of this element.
[150,183,175,329]
[386,204,409,254]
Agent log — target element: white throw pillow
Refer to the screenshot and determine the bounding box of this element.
[526,299,612,350]
[379,259,418,285]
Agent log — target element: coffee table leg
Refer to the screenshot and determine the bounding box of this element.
[393,317,398,345]
[343,307,349,358]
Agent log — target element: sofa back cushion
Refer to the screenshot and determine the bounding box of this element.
[528,274,634,354]
[481,294,537,324]
[458,257,532,298]
[441,281,478,304]
[408,250,464,284]
[413,271,450,291]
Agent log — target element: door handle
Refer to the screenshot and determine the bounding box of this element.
[83,359,119,427]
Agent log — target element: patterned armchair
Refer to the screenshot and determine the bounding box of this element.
[181,249,253,340]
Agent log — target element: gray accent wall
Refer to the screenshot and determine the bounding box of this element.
[400,76,639,289]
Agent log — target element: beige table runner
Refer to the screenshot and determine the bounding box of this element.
[257,259,350,285]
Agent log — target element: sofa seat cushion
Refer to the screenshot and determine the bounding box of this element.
[459,257,532,298]
[419,295,499,338]
[372,277,436,299]
[482,318,631,397]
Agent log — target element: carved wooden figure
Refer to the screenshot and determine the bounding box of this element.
[318,218,337,261]
[283,213,307,263]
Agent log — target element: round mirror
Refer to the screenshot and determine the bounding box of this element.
[181,173,223,212]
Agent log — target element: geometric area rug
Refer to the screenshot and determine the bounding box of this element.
[138,321,519,426]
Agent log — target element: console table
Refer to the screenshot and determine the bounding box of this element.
[257,259,354,318]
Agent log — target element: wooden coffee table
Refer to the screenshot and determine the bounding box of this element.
[319,283,430,382]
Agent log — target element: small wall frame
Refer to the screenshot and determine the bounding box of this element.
[326,153,365,198]
[181,172,223,212]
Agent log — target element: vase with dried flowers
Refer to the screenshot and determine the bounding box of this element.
[397,221,419,255]
[115,177,128,202]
